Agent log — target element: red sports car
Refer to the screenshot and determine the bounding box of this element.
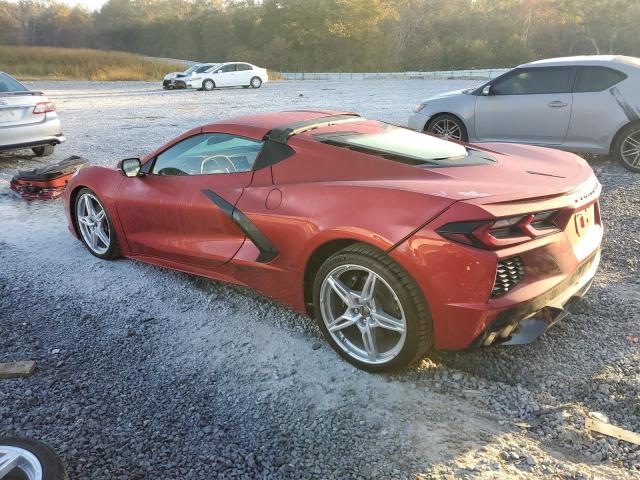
[63,110,603,371]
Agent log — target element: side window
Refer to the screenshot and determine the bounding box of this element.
[574,67,627,92]
[152,133,264,176]
[492,68,574,95]
[221,64,236,73]
[196,65,210,73]
[237,64,252,71]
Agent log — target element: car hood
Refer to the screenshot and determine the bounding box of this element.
[164,72,184,80]
[421,89,470,103]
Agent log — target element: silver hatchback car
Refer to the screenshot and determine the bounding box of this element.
[0,72,65,157]
[409,56,640,172]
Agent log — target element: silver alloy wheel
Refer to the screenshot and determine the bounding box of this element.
[76,193,110,255]
[203,80,214,91]
[320,264,407,365]
[0,445,43,480]
[430,118,462,141]
[250,77,262,88]
[621,131,640,168]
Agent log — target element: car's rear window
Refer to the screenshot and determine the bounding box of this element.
[314,123,483,166]
[0,73,29,93]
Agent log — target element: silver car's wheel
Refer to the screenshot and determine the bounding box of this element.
[0,445,43,479]
[320,264,407,365]
[202,79,215,91]
[620,130,640,170]
[430,118,462,141]
[250,76,262,88]
[76,192,110,255]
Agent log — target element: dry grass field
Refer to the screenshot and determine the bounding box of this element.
[0,45,184,81]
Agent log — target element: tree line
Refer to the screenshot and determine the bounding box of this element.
[1,0,639,72]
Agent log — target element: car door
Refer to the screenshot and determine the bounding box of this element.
[235,64,253,86]
[213,64,237,87]
[474,67,575,145]
[116,132,264,268]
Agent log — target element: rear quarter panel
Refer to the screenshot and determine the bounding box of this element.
[566,74,639,154]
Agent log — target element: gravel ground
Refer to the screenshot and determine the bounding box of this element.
[0,80,639,479]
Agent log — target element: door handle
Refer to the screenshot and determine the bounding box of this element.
[548,101,568,108]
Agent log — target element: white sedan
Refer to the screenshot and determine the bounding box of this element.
[184,62,269,91]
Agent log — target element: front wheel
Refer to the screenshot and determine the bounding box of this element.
[250,76,262,89]
[202,79,215,91]
[313,243,433,372]
[614,123,640,172]
[74,188,121,259]
[426,114,468,142]
[0,437,68,479]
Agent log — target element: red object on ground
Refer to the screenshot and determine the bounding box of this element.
[10,156,88,200]
[62,111,603,351]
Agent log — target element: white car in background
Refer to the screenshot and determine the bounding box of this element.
[0,72,65,157]
[163,63,216,89]
[184,62,269,91]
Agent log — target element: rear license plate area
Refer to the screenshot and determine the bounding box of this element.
[0,108,21,123]
[573,204,595,237]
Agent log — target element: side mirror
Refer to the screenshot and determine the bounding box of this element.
[118,157,142,177]
[482,85,492,96]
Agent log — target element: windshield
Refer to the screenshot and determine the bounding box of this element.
[315,123,468,164]
[0,73,29,93]
[184,64,201,74]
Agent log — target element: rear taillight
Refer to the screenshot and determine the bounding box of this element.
[33,102,55,114]
[437,210,560,249]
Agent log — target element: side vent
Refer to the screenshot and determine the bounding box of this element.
[491,256,525,298]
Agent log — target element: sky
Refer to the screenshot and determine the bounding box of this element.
[7,0,107,11]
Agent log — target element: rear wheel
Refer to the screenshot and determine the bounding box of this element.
[614,123,640,172]
[32,145,54,157]
[426,114,468,142]
[74,188,121,259]
[250,76,262,89]
[313,243,433,372]
[202,79,215,91]
[0,437,67,480]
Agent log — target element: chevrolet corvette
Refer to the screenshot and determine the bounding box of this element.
[63,110,603,371]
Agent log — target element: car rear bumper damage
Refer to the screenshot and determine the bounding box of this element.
[471,248,600,348]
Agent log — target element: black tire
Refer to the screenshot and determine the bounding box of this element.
[74,187,121,260]
[250,76,262,89]
[426,113,468,142]
[32,145,54,157]
[613,123,640,173]
[0,437,67,480]
[202,79,215,91]
[312,243,433,372]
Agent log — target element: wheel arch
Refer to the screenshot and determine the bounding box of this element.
[610,119,640,154]
[303,238,390,316]
[425,111,469,135]
[68,184,87,238]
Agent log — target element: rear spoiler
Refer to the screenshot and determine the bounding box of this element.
[265,113,362,144]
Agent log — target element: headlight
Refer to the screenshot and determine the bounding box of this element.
[413,103,427,113]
